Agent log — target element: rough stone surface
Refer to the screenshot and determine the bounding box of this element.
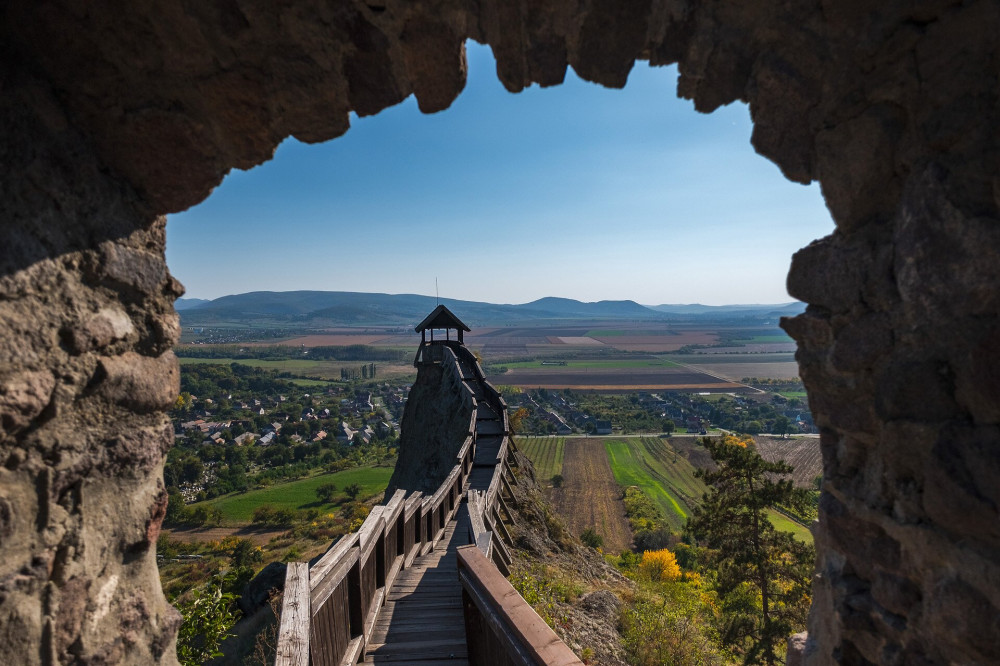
[2,0,999,663]
[386,358,473,496]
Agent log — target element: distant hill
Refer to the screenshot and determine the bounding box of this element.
[177,290,803,327]
[175,298,212,310]
[645,302,805,316]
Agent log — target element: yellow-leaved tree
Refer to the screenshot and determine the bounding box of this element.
[638,548,682,582]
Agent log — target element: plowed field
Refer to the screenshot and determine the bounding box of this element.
[550,438,632,552]
[500,367,742,392]
[754,436,822,487]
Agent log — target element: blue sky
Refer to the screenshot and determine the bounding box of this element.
[166,42,833,305]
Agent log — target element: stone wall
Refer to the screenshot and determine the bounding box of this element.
[1,0,998,663]
[0,71,182,663]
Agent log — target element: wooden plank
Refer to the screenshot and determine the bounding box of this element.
[359,509,385,567]
[311,532,360,590]
[404,492,424,520]
[383,489,407,523]
[275,562,310,666]
[363,587,386,642]
[498,491,517,525]
[311,548,359,610]
[339,636,363,666]
[492,507,513,547]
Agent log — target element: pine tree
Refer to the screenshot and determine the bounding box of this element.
[687,434,814,665]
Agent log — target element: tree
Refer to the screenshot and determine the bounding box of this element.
[316,482,338,503]
[687,434,814,666]
[344,482,362,500]
[508,407,529,434]
[773,415,791,438]
[638,548,681,582]
[551,474,564,488]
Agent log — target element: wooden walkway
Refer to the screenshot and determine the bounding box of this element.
[363,509,472,665]
[363,353,504,665]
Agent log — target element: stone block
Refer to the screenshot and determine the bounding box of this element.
[96,352,179,413]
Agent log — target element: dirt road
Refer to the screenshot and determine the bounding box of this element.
[551,438,632,553]
[165,525,287,546]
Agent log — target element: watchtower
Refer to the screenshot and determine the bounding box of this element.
[413,305,471,366]
[415,304,470,345]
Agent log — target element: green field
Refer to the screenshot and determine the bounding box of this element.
[502,359,681,369]
[191,465,394,523]
[516,436,565,483]
[732,335,794,343]
[584,330,679,337]
[177,355,415,380]
[287,378,337,387]
[178,356,334,373]
[599,438,813,543]
[604,438,707,530]
[766,510,813,544]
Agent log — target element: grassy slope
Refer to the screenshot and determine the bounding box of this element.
[192,465,394,522]
[604,438,707,531]
[516,436,566,483]
[766,510,813,543]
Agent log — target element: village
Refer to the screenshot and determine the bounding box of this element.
[507,385,816,437]
[166,362,408,505]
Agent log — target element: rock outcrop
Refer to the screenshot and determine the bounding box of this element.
[387,351,474,496]
[1,1,998,663]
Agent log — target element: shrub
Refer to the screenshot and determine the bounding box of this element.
[634,527,673,552]
[580,527,603,549]
[639,549,681,582]
[175,577,238,665]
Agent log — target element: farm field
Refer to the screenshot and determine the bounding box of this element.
[516,436,565,484]
[550,438,633,553]
[604,438,707,531]
[754,436,823,487]
[276,334,403,346]
[177,356,415,379]
[497,366,745,392]
[502,358,681,369]
[694,343,797,354]
[671,353,800,381]
[190,465,394,523]
[766,510,813,543]
[521,435,815,546]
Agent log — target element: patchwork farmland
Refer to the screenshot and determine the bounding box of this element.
[520,435,819,547]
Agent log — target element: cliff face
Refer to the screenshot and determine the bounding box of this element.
[387,357,474,497]
[1,1,999,663]
[0,76,182,663]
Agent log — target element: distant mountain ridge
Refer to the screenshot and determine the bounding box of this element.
[645,302,806,316]
[177,290,802,327]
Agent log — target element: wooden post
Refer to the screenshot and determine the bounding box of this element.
[275,562,310,666]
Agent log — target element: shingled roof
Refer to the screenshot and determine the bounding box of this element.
[414,304,470,333]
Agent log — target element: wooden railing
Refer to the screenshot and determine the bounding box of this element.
[458,545,583,666]
[275,406,477,666]
[276,340,573,666]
